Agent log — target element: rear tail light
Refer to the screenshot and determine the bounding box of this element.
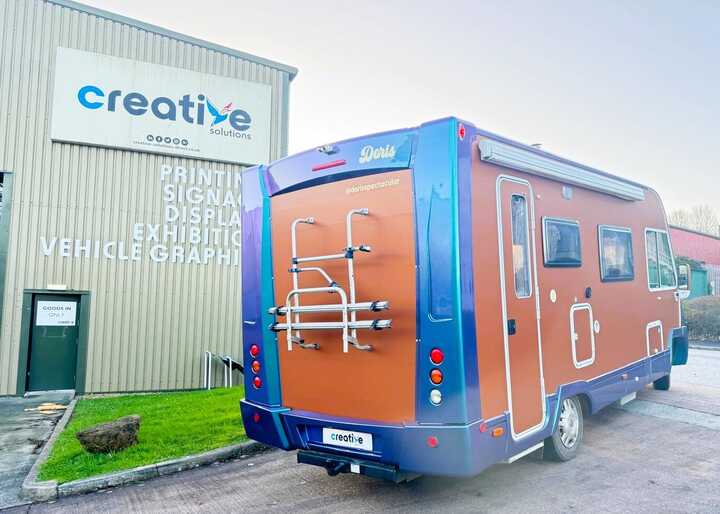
[249,344,260,357]
[252,413,261,423]
[429,348,444,365]
[427,436,439,448]
[251,360,261,374]
[429,389,442,405]
[429,369,443,384]
[253,376,262,389]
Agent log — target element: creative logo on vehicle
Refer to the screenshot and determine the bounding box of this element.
[76,85,252,135]
[358,144,396,164]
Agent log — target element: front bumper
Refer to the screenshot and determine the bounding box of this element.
[241,399,513,477]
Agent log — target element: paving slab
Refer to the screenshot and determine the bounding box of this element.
[0,392,73,510]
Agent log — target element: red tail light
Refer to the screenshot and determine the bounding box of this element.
[249,344,260,357]
[253,376,262,389]
[252,413,261,423]
[430,348,444,365]
[427,436,439,448]
[251,360,261,374]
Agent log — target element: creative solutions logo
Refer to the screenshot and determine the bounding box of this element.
[76,85,253,151]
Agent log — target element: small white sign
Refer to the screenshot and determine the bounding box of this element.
[322,427,373,452]
[51,47,272,164]
[36,301,77,326]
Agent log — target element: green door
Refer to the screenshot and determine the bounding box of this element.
[27,294,80,391]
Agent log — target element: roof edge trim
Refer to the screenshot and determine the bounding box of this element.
[47,0,299,79]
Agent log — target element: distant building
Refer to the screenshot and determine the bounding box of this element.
[669,225,720,296]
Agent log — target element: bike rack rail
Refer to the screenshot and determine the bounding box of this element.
[269,208,391,352]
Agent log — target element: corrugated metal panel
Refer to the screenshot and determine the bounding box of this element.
[0,0,293,394]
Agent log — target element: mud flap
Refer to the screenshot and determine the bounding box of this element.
[671,326,689,366]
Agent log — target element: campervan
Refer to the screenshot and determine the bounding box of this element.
[240,118,689,480]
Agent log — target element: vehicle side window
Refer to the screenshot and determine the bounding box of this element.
[645,229,677,289]
[599,226,634,281]
[543,218,581,267]
[510,194,532,298]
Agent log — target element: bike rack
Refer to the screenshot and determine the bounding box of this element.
[269,208,391,352]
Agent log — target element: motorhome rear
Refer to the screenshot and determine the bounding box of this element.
[240,118,689,480]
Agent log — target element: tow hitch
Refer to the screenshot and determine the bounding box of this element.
[297,450,419,483]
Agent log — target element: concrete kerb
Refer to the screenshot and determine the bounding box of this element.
[21,398,78,502]
[21,399,269,501]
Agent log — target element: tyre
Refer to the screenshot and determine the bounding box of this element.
[544,396,584,462]
[653,374,671,391]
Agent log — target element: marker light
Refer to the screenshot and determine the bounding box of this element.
[427,436,439,448]
[249,344,260,357]
[251,360,261,374]
[253,413,261,423]
[492,426,504,438]
[429,389,442,405]
[312,159,346,172]
[479,422,488,433]
[253,376,262,389]
[430,369,443,385]
[429,348,444,365]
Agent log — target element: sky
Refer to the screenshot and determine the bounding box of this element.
[82,0,719,212]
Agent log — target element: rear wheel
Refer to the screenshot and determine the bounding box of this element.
[544,396,583,462]
[653,374,671,391]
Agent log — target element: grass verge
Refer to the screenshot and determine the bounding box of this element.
[39,386,247,484]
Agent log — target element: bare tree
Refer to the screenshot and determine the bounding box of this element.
[668,204,720,236]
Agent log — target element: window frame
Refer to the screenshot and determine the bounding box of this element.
[542,216,582,268]
[644,227,678,292]
[598,224,635,282]
[509,193,533,299]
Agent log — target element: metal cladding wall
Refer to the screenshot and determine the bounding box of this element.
[0,0,295,394]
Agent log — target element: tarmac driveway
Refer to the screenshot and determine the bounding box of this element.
[5,350,720,513]
[0,392,73,510]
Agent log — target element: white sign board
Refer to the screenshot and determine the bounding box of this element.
[51,47,272,164]
[36,301,77,326]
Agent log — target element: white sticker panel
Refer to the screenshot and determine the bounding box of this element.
[36,301,77,326]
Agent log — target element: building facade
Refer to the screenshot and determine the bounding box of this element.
[0,0,296,394]
[669,225,720,296]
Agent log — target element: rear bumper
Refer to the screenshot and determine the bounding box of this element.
[241,399,511,477]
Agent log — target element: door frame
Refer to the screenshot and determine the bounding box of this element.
[495,175,546,440]
[16,290,91,395]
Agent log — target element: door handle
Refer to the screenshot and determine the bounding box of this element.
[507,319,517,336]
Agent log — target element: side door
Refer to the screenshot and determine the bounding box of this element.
[27,294,80,391]
[496,176,546,438]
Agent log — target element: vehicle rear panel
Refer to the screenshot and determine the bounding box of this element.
[270,170,417,423]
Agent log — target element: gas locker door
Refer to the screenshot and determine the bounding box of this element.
[496,176,546,438]
[570,303,596,368]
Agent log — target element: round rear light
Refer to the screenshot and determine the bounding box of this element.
[430,368,443,384]
[253,376,262,389]
[249,344,260,357]
[427,436,439,448]
[429,348,444,365]
[252,413,261,423]
[429,389,442,405]
[251,360,261,374]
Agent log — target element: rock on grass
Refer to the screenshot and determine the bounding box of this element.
[76,415,141,454]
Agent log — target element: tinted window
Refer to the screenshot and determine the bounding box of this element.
[543,218,581,267]
[510,195,531,298]
[646,230,677,289]
[599,227,634,281]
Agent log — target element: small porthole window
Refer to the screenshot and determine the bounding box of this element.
[542,218,581,267]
